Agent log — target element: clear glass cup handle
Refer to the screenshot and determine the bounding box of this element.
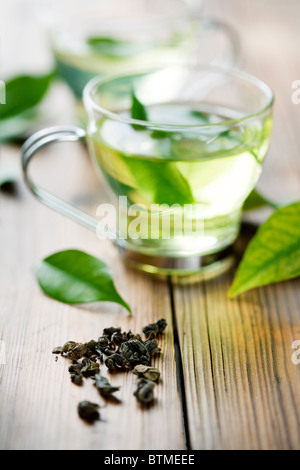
[199,17,241,67]
[21,126,115,238]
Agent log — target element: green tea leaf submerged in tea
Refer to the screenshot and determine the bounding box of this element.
[229,202,300,297]
[87,37,150,59]
[131,89,148,123]
[36,249,131,313]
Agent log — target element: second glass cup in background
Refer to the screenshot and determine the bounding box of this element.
[41,0,240,106]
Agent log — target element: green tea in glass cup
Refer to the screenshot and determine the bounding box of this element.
[44,0,239,105]
[22,66,273,281]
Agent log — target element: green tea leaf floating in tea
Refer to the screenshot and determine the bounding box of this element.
[229,201,300,297]
[243,188,278,212]
[130,89,148,129]
[87,37,149,59]
[36,249,131,312]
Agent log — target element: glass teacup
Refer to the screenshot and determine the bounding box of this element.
[22,65,273,280]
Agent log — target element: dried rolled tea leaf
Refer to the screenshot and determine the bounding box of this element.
[71,343,88,361]
[94,374,120,398]
[98,336,110,348]
[81,358,100,377]
[144,339,161,356]
[129,333,143,342]
[103,327,121,340]
[156,319,167,334]
[134,378,155,405]
[122,330,135,341]
[105,356,116,372]
[78,401,100,422]
[93,347,104,362]
[84,340,100,357]
[52,346,62,354]
[121,340,150,365]
[61,341,87,361]
[133,365,160,382]
[105,353,129,371]
[68,363,84,374]
[61,341,76,354]
[71,373,83,386]
[104,348,115,357]
[143,319,167,338]
[111,332,124,345]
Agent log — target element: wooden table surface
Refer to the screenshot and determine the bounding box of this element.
[1,0,300,450]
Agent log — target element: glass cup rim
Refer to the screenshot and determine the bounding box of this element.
[83,65,274,130]
[45,0,204,26]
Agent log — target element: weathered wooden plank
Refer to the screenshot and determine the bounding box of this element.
[0,142,184,450]
[173,0,300,450]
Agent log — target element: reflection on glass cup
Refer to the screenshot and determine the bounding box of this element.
[22,65,273,281]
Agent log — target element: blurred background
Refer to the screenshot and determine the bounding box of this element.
[1,0,300,204]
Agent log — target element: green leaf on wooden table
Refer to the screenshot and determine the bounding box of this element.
[243,188,278,212]
[0,72,55,121]
[36,249,131,313]
[229,201,300,297]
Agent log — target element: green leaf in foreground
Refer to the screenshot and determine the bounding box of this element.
[243,188,278,212]
[0,72,54,121]
[36,250,131,313]
[229,201,300,297]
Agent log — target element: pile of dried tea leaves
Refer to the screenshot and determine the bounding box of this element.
[52,319,167,422]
